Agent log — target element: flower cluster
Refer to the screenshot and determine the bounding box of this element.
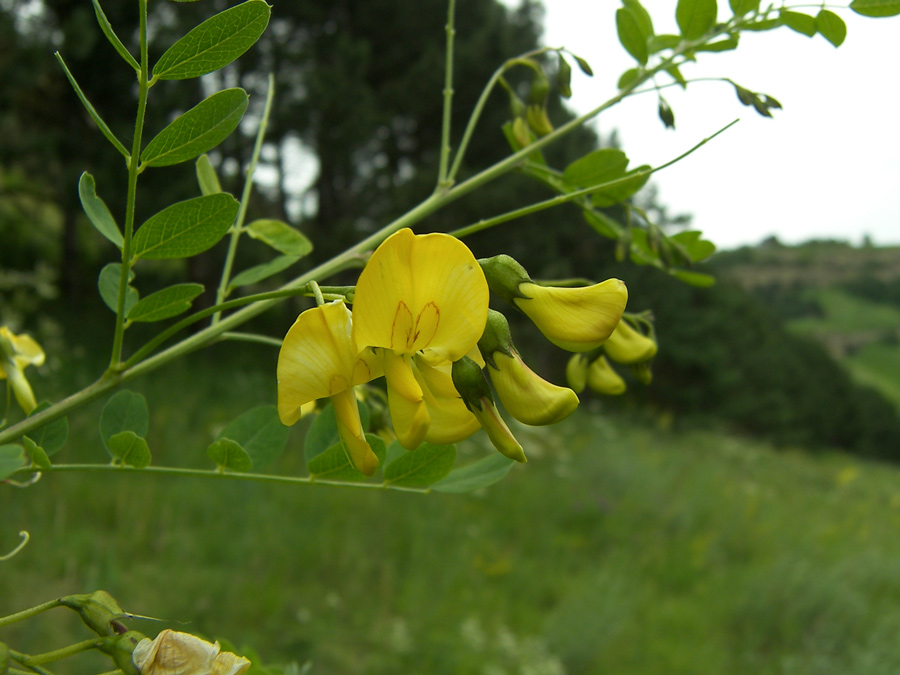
[277,229,628,473]
[566,316,658,396]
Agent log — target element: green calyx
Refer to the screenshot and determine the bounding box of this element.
[451,356,494,412]
[477,309,516,370]
[477,255,532,306]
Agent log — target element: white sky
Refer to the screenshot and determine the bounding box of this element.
[536,1,900,249]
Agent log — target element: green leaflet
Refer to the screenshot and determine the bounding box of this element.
[676,0,718,40]
[0,444,28,480]
[307,435,387,482]
[153,0,272,80]
[141,89,249,167]
[216,406,290,470]
[383,443,457,488]
[245,219,314,256]
[99,390,149,457]
[98,263,139,315]
[127,284,205,323]
[207,438,252,472]
[132,194,238,260]
[79,172,123,249]
[108,431,152,469]
[432,454,516,493]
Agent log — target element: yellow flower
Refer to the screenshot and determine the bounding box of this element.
[277,300,382,476]
[0,326,45,414]
[132,630,250,675]
[586,355,627,395]
[565,354,588,393]
[602,319,657,364]
[515,279,628,352]
[352,228,489,449]
[478,254,627,352]
[479,310,578,426]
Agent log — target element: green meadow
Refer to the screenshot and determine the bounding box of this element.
[4,349,900,674]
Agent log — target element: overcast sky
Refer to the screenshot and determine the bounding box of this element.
[535,1,900,249]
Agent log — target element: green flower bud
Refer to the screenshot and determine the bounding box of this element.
[527,70,551,105]
[631,360,653,385]
[100,630,145,675]
[525,103,554,136]
[512,116,533,149]
[60,590,126,636]
[558,54,573,98]
[451,357,526,462]
[1,641,9,675]
[478,254,532,306]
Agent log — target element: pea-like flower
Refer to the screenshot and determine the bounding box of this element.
[132,630,250,675]
[352,228,489,449]
[479,254,627,352]
[277,300,382,476]
[0,326,45,414]
[479,310,578,426]
[586,355,627,395]
[602,319,657,364]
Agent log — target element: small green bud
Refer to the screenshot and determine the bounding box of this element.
[525,103,554,136]
[558,54,573,98]
[477,310,515,369]
[99,630,145,675]
[451,356,493,412]
[512,116,533,149]
[566,354,588,393]
[631,360,653,385]
[60,590,126,636]
[1,641,9,675]
[527,70,551,105]
[477,254,531,306]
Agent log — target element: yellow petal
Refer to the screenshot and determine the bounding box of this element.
[587,355,627,395]
[0,327,45,371]
[471,396,527,463]
[333,388,379,476]
[488,351,579,426]
[603,320,658,364]
[352,228,489,360]
[383,350,430,450]
[514,279,627,352]
[211,652,251,675]
[414,357,482,444]
[276,301,379,426]
[133,630,219,675]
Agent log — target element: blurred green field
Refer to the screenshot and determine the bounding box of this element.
[789,288,900,337]
[4,348,900,674]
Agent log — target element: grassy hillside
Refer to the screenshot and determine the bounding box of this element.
[4,347,900,674]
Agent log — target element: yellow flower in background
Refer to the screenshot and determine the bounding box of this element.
[602,319,657,364]
[352,228,489,449]
[586,355,627,395]
[132,629,250,675]
[0,326,45,414]
[277,300,382,476]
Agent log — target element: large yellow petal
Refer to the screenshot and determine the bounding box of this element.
[352,228,489,360]
[277,301,378,426]
[514,279,627,352]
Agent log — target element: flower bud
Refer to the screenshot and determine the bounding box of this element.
[631,360,653,385]
[586,356,627,395]
[479,311,578,426]
[451,357,526,462]
[565,354,588,394]
[132,630,250,675]
[603,319,657,364]
[512,116,533,149]
[478,254,531,306]
[525,103,554,136]
[100,631,145,675]
[60,591,126,636]
[1,641,10,675]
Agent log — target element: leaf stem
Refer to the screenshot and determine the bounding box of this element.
[0,599,62,629]
[11,639,105,667]
[212,73,276,323]
[109,0,150,368]
[437,0,457,188]
[13,463,431,494]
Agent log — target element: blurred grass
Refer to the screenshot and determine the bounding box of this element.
[789,288,900,336]
[4,347,900,674]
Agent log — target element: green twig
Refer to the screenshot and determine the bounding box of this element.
[14,463,431,494]
[217,332,283,348]
[437,0,457,187]
[0,599,62,629]
[212,73,276,323]
[11,638,105,667]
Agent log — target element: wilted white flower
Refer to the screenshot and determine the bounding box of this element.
[132,630,250,675]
